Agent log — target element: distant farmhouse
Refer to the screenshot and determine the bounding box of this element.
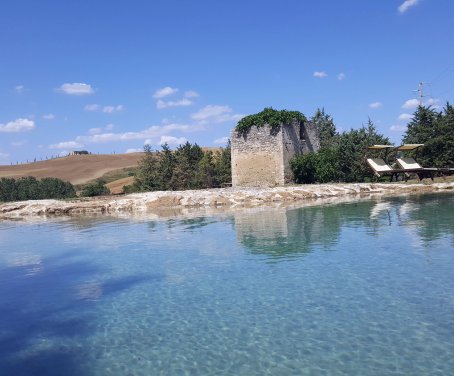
[231,109,320,187]
[70,150,90,155]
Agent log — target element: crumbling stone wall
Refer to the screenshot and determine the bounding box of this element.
[231,121,319,187]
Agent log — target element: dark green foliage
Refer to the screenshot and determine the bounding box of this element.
[312,108,336,148]
[314,147,340,183]
[402,104,454,168]
[127,141,232,192]
[335,119,390,182]
[213,140,232,186]
[170,142,205,190]
[80,179,110,197]
[290,116,390,184]
[290,153,317,184]
[236,107,306,134]
[0,176,76,202]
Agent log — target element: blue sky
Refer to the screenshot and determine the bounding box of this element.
[1,0,454,163]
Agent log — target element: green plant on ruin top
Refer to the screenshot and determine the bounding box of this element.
[235,107,306,134]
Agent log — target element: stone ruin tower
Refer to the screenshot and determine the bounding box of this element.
[231,120,320,187]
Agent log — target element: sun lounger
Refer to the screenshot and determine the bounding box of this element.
[366,158,405,181]
[366,158,430,182]
[397,157,453,177]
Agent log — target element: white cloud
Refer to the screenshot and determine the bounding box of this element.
[214,136,229,145]
[390,125,407,132]
[58,83,94,95]
[153,86,178,98]
[89,127,102,135]
[15,85,24,94]
[89,123,114,135]
[184,90,199,98]
[102,105,124,113]
[398,0,419,13]
[313,71,328,78]
[337,73,346,81]
[74,123,199,144]
[425,98,440,107]
[125,148,143,154]
[50,122,203,151]
[369,102,382,109]
[158,135,188,146]
[85,104,100,111]
[402,98,419,109]
[0,151,9,159]
[0,118,35,133]
[156,98,193,109]
[398,113,413,121]
[11,140,27,147]
[49,141,84,149]
[42,113,55,120]
[191,105,243,124]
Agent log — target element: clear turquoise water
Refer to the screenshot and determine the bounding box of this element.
[1,193,454,376]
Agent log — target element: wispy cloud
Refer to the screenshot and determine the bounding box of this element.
[85,104,123,113]
[398,113,413,121]
[85,104,100,111]
[191,105,244,124]
[153,86,178,99]
[0,151,9,159]
[102,105,124,113]
[369,102,382,109]
[15,85,24,94]
[390,125,407,132]
[49,141,83,149]
[0,118,35,133]
[158,135,188,146]
[402,98,419,109]
[58,83,94,95]
[125,148,143,154]
[42,113,55,120]
[88,124,115,135]
[156,98,193,109]
[398,0,419,13]
[184,90,199,98]
[11,140,27,147]
[214,136,229,145]
[337,73,346,81]
[313,71,328,78]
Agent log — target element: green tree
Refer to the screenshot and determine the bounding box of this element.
[80,179,110,197]
[290,153,317,184]
[196,151,215,188]
[336,119,390,182]
[156,143,175,190]
[134,144,161,191]
[402,104,454,167]
[213,140,232,186]
[312,108,337,148]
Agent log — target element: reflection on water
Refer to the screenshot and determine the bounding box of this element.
[0,192,453,375]
[235,193,454,259]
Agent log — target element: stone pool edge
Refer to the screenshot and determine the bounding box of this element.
[1,182,453,221]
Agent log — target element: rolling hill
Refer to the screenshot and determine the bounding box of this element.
[0,153,144,185]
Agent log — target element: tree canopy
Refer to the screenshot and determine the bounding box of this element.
[126,142,231,192]
[402,103,454,167]
[0,177,76,202]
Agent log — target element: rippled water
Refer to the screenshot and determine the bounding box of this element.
[1,193,454,375]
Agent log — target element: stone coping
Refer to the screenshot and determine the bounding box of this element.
[1,182,453,221]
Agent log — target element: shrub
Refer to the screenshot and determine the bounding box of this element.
[80,179,110,197]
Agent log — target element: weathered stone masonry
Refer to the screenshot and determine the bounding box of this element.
[231,121,320,187]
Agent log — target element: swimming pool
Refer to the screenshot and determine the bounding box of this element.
[1,193,453,375]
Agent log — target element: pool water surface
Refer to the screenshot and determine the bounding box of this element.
[0,193,453,375]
